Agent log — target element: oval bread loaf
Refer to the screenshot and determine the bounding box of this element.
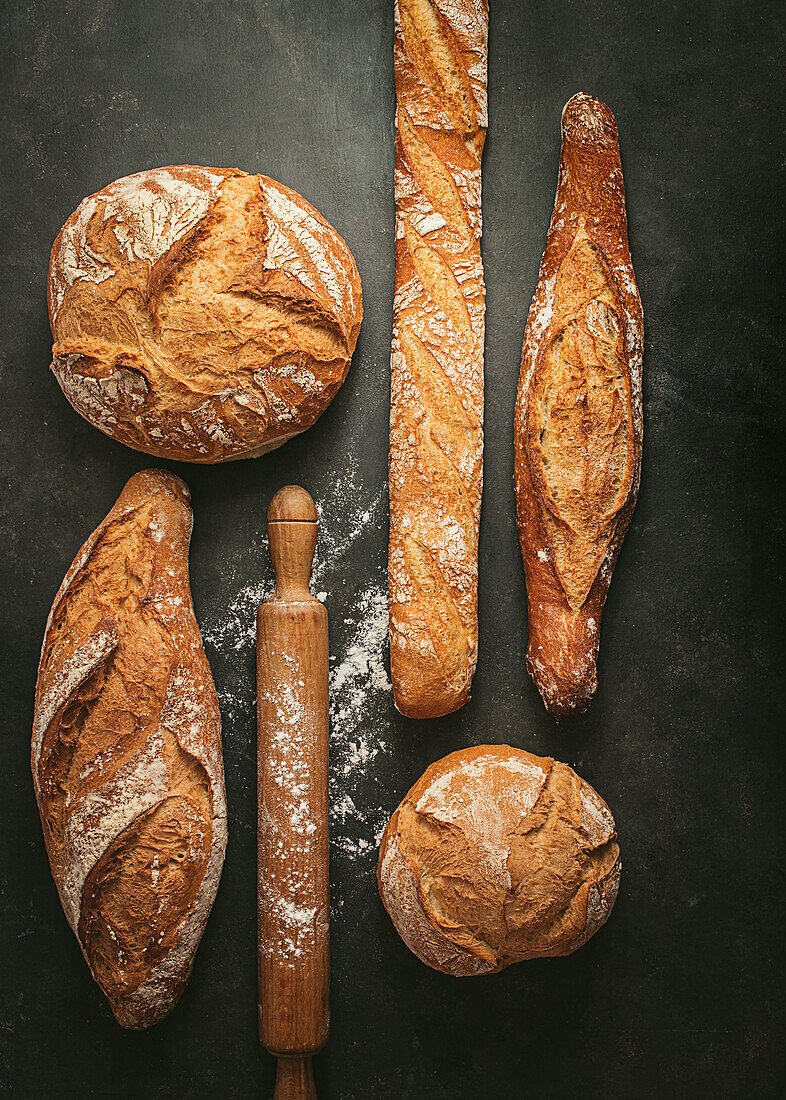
[378,745,620,976]
[31,469,227,1028]
[48,166,363,462]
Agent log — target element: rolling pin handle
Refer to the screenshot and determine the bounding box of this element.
[273,1054,316,1100]
[267,486,318,599]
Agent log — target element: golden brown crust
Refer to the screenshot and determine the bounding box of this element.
[377,745,621,975]
[514,94,644,717]
[388,0,488,719]
[31,470,226,1028]
[49,167,363,463]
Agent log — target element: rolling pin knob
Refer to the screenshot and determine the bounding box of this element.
[267,486,319,599]
[268,484,319,524]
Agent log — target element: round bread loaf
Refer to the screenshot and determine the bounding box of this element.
[48,166,363,462]
[377,745,621,976]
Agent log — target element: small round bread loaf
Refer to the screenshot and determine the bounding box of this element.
[48,166,363,462]
[377,745,621,976]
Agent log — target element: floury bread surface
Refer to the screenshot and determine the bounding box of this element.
[514,94,644,717]
[31,470,227,1027]
[377,745,621,976]
[48,167,363,462]
[388,0,488,719]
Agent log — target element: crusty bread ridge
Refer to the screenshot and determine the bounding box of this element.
[514,94,644,717]
[377,745,621,976]
[32,469,227,1028]
[388,0,488,719]
[49,166,363,463]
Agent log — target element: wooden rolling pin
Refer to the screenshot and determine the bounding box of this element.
[257,486,329,1100]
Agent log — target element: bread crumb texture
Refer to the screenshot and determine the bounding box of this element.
[378,745,620,975]
[49,167,362,462]
[32,470,226,1028]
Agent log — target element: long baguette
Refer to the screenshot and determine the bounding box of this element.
[514,94,644,717]
[388,0,488,719]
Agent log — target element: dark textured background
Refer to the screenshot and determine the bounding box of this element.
[1,1,784,1097]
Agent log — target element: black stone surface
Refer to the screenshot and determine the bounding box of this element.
[1,1,783,1097]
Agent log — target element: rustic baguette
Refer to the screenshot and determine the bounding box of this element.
[31,469,227,1028]
[514,94,644,717]
[388,0,488,719]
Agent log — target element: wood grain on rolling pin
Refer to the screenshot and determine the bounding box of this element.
[257,486,329,1099]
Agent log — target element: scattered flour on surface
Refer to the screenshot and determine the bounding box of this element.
[201,459,384,654]
[328,583,392,858]
[201,580,266,653]
[312,486,385,587]
[201,460,391,861]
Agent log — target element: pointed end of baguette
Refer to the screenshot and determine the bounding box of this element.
[561,93,618,146]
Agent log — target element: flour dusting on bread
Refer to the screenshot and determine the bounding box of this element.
[48,167,362,463]
[49,166,227,322]
[32,470,226,1029]
[378,746,621,976]
[389,0,488,718]
[514,94,643,716]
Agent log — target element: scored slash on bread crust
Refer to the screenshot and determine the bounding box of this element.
[48,166,363,463]
[514,94,644,717]
[31,470,227,1028]
[388,0,488,719]
[377,745,621,975]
